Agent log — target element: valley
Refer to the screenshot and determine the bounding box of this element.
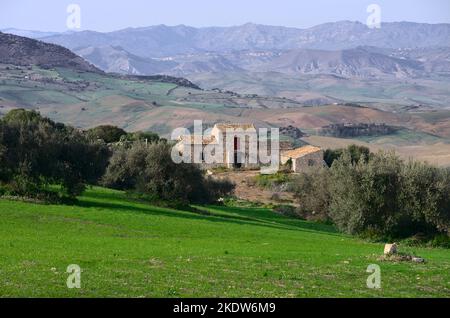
[20,22,448,111]
[1,26,450,166]
[1,1,450,301]
[1,62,449,166]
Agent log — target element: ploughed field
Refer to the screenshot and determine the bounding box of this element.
[2,64,450,167]
[0,187,449,297]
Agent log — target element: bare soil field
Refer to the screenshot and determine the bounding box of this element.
[212,170,297,206]
[303,135,450,167]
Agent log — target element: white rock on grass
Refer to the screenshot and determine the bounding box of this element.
[412,257,425,263]
[384,243,398,255]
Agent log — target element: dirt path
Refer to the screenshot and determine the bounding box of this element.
[212,170,297,206]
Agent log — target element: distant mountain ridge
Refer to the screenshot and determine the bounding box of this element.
[74,45,177,74]
[39,21,450,58]
[1,28,60,39]
[260,47,424,78]
[0,32,101,73]
[69,45,447,79]
[0,32,201,89]
[17,21,447,79]
[2,22,449,111]
[1,24,450,160]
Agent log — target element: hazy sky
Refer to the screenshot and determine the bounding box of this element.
[1,0,449,32]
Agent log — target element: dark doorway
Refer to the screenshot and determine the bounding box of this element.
[233,137,242,168]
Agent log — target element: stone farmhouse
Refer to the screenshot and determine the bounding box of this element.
[174,123,324,172]
[175,123,259,169]
[280,145,324,172]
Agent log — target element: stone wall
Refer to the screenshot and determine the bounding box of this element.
[293,150,324,172]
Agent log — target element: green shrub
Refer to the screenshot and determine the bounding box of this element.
[427,234,450,248]
[274,204,297,218]
[121,131,160,144]
[399,161,450,234]
[101,143,148,190]
[255,172,291,190]
[290,150,450,240]
[291,167,331,222]
[324,144,371,167]
[86,125,127,143]
[328,151,405,236]
[401,233,450,248]
[0,109,110,199]
[204,177,235,200]
[102,142,234,204]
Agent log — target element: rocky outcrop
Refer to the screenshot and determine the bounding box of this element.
[0,32,102,73]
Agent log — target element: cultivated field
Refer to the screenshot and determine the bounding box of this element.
[1,64,450,166]
[303,135,450,167]
[0,187,449,297]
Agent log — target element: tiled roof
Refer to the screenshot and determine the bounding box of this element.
[179,135,217,145]
[213,123,256,131]
[281,145,322,159]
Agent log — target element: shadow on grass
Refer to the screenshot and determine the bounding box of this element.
[198,205,337,234]
[75,192,339,236]
[82,188,126,201]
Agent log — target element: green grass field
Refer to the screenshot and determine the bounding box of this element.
[353,128,446,146]
[0,187,449,297]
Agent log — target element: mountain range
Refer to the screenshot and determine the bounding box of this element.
[2,21,450,109]
[3,21,449,79]
[71,46,436,78]
[1,29,450,165]
[0,32,100,73]
[29,21,450,55]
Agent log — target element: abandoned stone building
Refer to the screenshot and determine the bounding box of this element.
[174,123,259,169]
[174,123,324,172]
[280,145,325,172]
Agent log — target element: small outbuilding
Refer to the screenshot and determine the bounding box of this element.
[280,145,325,172]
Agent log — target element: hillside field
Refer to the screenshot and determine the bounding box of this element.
[0,187,449,297]
[2,64,450,167]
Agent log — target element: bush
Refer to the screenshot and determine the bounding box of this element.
[137,143,207,202]
[324,144,371,167]
[274,204,297,218]
[86,125,127,143]
[290,150,450,240]
[328,152,450,238]
[85,125,160,145]
[401,233,450,248]
[102,142,234,204]
[399,160,450,234]
[255,172,291,190]
[204,177,235,200]
[101,143,148,190]
[0,109,110,198]
[291,167,331,222]
[120,131,160,144]
[328,152,405,236]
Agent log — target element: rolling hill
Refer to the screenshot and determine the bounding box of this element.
[1,31,450,166]
[59,43,450,110]
[187,70,450,110]
[26,22,450,110]
[12,22,450,81]
[0,186,449,297]
[35,22,450,81]
[259,47,423,78]
[74,45,177,75]
[0,32,101,73]
[0,28,60,39]
[40,21,450,56]
[71,46,436,79]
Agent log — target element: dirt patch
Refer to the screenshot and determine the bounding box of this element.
[211,170,297,206]
[303,135,450,167]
